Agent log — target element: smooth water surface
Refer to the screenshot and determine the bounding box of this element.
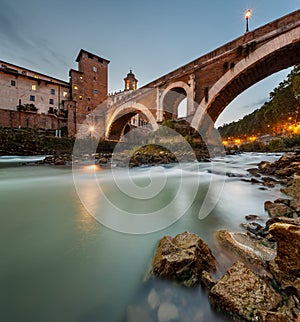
[0,153,284,322]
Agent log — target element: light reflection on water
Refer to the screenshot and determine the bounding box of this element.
[0,153,284,322]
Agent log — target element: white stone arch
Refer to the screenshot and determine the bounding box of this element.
[160,81,194,120]
[191,26,300,130]
[105,101,158,138]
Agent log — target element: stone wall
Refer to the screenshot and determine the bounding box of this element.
[0,109,66,130]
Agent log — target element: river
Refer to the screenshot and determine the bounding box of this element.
[0,153,285,322]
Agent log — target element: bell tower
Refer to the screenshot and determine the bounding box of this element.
[124,69,138,91]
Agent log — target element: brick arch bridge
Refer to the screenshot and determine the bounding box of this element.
[104,9,300,140]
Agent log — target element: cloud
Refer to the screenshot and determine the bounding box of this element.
[0,0,32,50]
[240,97,268,110]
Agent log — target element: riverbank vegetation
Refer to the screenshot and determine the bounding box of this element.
[219,65,300,141]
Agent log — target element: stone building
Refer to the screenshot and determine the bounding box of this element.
[0,49,110,136]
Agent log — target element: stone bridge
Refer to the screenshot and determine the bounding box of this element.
[93,9,300,140]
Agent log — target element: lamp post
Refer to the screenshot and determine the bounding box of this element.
[245,9,251,32]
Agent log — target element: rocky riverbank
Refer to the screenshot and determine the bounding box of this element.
[140,152,300,322]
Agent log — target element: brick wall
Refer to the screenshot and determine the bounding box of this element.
[0,109,67,130]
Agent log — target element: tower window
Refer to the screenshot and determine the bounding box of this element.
[63,91,68,98]
[11,80,16,86]
[49,98,54,105]
[93,89,98,94]
[30,95,35,101]
[51,89,55,95]
[74,85,78,90]
[79,95,83,100]
[32,84,36,91]
[93,66,97,72]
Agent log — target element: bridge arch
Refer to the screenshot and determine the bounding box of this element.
[191,26,300,130]
[161,81,193,120]
[105,101,158,140]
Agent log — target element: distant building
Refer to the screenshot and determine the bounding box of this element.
[0,50,147,137]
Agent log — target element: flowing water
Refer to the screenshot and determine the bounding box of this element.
[0,153,285,322]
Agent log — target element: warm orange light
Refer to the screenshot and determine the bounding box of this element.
[245,9,251,19]
[288,117,292,121]
[234,139,241,145]
[89,126,95,132]
[222,140,228,146]
[249,136,257,142]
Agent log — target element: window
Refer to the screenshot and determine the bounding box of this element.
[79,95,83,100]
[34,75,39,79]
[11,80,16,86]
[30,95,35,101]
[49,98,54,105]
[93,66,97,72]
[63,91,68,98]
[87,106,91,111]
[87,98,91,101]
[74,85,78,90]
[93,89,98,94]
[50,89,55,95]
[32,84,36,91]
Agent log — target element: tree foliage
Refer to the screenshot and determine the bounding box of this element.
[218,65,300,138]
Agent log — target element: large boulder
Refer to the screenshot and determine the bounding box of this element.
[151,231,216,287]
[268,223,300,298]
[209,261,282,321]
[268,223,300,275]
[281,175,300,212]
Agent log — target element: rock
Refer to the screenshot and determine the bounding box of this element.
[209,261,282,322]
[268,223,300,275]
[242,222,266,237]
[281,175,300,211]
[264,201,295,218]
[274,198,291,206]
[54,159,66,165]
[256,310,287,322]
[151,231,216,287]
[245,214,263,221]
[268,260,300,298]
[157,303,178,322]
[266,216,300,228]
[200,270,216,289]
[216,230,276,267]
[247,168,261,177]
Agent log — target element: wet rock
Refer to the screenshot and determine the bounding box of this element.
[250,177,263,184]
[151,231,216,287]
[281,175,300,212]
[245,214,263,221]
[268,223,300,275]
[247,168,261,177]
[264,201,295,218]
[268,222,300,298]
[256,310,287,322]
[274,198,291,206]
[266,216,300,228]
[200,270,216,289]
[216,230,276,267]
[209,261,282,321]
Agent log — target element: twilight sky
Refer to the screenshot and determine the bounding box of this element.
[0,0,299,126]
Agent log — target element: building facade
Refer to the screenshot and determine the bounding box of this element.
[0,49,111,136]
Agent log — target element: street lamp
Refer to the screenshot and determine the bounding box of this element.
[245,9,252,32]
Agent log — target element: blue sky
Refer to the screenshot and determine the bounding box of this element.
[0,0,299,126]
